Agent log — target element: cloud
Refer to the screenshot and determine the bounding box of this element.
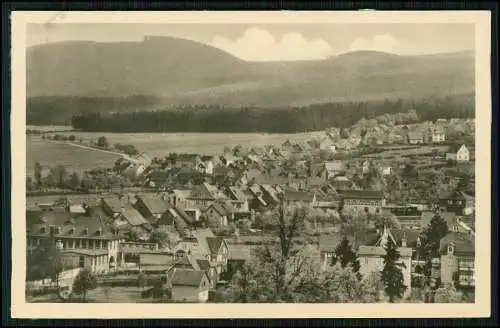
[348,34,400,53]
[210,27,334,61]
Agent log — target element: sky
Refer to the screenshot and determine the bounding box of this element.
[27,23,475,61]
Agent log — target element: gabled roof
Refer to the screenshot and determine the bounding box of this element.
[439,232,475,255]
[358,245,413,257]
[101,197,126,213]
[205,201,233,217]
[121,207,148,226]
[170,268,207,287]
[206,237,225,256]
[136,195,169,214]
[228,187,248,201]
[447,144,467,154]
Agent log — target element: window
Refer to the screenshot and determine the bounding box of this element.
[447,244,455,255]
[40,227,46,233]
[54,227,60,235]
[79,256,85,268]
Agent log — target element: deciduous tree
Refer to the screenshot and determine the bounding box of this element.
[72,268,97,302]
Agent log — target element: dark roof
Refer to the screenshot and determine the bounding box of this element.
[188,183,216,200]
[390,229,421,247]
[148,170,169,183]
[136,196,169,214]
[447,144,468,154]
[439,232,475,255]
[196,259,210,270]
[157,210,175,226]
[170,269,207,287]
[26,207,115,239]
[284,190,315,202]
[338,189,384,200]
[200,155,214,162]
[101,197,125,213]
[205,237,224,255]
[206,201,233,217]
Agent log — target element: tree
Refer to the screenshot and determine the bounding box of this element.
[72,268,97,302]
[331,236,361,279]
[148,231,169,248]
[34,162,43,187]
[421,212,449,258]
[27,238,64,286]
[68,135,76,142]
[381,240,407,302]
[48,165,68,187]
[434,283,463,303]
[339,207,369,245]
[97,136,109,148]
[69,172,81,190]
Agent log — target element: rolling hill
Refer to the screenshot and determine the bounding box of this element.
[27,36,475,113]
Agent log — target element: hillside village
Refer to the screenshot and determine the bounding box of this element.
[26,113,476,303]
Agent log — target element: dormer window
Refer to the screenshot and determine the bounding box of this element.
[54,227,60,235]
[96,228,102,236]
[40,226,46,233]
[82,228,88,235]
[69,227,75,235]
[447,243,455,255]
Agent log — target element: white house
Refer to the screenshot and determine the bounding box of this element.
[446,144,470,162]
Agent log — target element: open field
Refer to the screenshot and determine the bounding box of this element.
[27,130,324,173]
[27,138,122,176]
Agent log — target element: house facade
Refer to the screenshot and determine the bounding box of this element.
[168,268,210,302]
[446,144,470,162]
[27,208,121,270]
[439,232,475,288]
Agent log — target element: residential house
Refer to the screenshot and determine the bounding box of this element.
[168,268,210,302]
[197,155,215,175]
[439,190,475,215]
[60,249,110,274]
[330,176,355,190]
[323,160,344,180]
[357,226,413,298]
[146,170,170,189]
[227,187,250,213]
[361,160,371,175]
[185,183,224,208]
[114,206,151,238]
[26,208,120,271]
[203,201,234,227]
[428,126,446,143]
[379,164,393,176]
[242,168,263,185]
[446,144,470,162]
[134,195,169,222]
[247,185,269,210]
[171,189,192,209]
[283,190,316,207]
[439,232,475,288]
[176,154,200,168]
[158,206,200,232]
[118,241,160,266]
[407,132,424,145]
[338,190,386,214]
[220,154,242,167]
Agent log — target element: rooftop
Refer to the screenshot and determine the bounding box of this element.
[170,268,207,287]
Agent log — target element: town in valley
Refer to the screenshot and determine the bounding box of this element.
[24,22,477,304]
[26,115,476,304]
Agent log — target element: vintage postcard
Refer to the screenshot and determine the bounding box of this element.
[11,11,491,318]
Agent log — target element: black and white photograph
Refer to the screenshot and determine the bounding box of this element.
[10,11,491,318]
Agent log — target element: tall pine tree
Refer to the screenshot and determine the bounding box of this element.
[381,239,407,302]
[331,236,361,279]
[421,212,449,259]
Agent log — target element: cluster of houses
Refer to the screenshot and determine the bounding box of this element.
[26,122,475,302]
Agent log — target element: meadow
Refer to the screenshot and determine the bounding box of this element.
[27,130,324,173]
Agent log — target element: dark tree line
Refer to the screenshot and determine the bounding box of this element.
[67,94,474,133]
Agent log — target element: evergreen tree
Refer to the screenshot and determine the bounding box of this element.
[421,212,449,258]
[69,172,81,190]
[381,240,407,302]
[331,236,361,279]
[34,162,42,187]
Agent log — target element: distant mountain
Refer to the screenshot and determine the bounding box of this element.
[27,36,475,107]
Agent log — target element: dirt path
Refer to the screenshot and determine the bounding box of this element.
[48,140,139,164]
